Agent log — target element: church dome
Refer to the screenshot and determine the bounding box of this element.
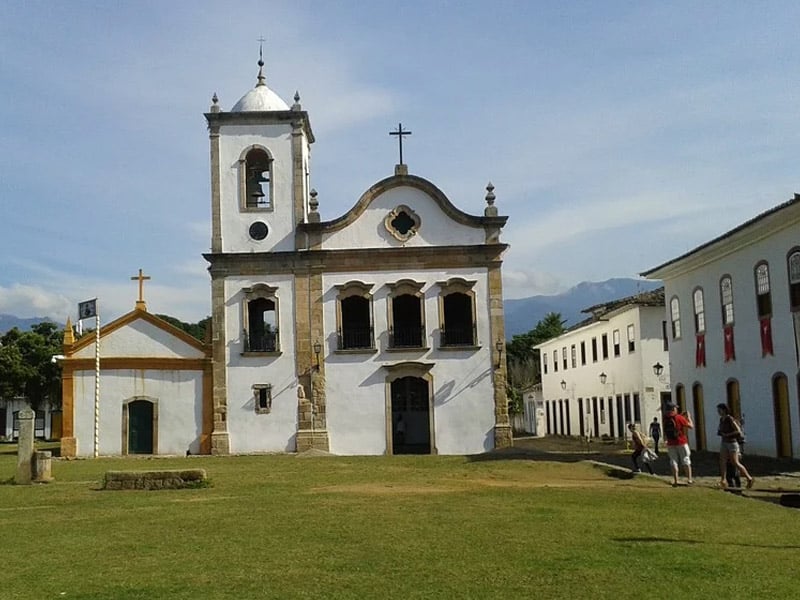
[230,56,289,112]
[231,83,289,112]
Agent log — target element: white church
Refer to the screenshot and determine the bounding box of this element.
[59,57,512,457]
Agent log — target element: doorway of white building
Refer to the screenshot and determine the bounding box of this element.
[773,373,792,458]
[390,376,431,454]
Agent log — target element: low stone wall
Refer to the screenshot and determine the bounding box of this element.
[102,469,208,490]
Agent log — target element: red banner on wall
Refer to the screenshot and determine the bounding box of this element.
[695,333,706,367]
[724,325,736,362]
[760,317,774,357]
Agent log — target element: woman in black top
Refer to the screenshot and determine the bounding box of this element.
[716,403,754,489]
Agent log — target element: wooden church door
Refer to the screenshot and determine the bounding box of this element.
[391,376,431,454]
[128,400,154,454]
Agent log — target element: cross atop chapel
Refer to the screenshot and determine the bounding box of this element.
[131,268,151,311]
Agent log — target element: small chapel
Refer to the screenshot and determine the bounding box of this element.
[60,54,512,457]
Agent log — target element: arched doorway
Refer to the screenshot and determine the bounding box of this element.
[124,398,156,455]
[390,376,431,454]
[773,374,792,458]
[692,383,706,451]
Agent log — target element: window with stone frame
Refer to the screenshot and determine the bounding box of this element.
[788,250,800,310]
[543,351,548,374]
[612,329,620,357]
[387,280,426,349]
[253,384,273,414]
[571,344,577,368]
[670,296,682,339]
[580,341,586,365]
[239,146,273,210]
[242,284,280,354]
[591,337,598,362]
[693,288,705,333]
[336,281,375,351]
[438,278,477,347]
[601,333,609,360]
[628,324,636,353]
[754,262,772,318]
[720,276,735,325]
[562,347,567,370]
[553,349,558,372]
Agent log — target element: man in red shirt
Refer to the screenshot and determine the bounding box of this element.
[664,403,694,486]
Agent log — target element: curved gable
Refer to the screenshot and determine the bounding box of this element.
[306,174,506,250]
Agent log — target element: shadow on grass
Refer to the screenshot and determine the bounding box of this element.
[613,536,800,550]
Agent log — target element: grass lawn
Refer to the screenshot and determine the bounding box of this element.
[0,453,797,600]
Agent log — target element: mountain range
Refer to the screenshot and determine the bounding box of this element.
[504,278,662,338]
[0,278,662,339]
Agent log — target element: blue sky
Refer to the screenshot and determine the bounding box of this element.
[2,1,800,323]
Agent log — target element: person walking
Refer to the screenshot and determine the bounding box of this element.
[649,417,662,454]
[716,403,754,489]
[629,423,654,475]
[664,403,694,486]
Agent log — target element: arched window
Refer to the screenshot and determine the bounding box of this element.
[754,262,772,318]
[788,250,800,310]
[239,146,273,210]
[693,288,705,333]
[437,278,477,347]
[720,276,735,325]
[336,281,375,351]
[670,296,681,339]
[242,284,280,353]
[387,280,425,349]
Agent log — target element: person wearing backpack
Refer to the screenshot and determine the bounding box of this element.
[664,403,694,486]
[716,403,754,490]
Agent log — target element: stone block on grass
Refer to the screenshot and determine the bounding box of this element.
[102,469,208,490]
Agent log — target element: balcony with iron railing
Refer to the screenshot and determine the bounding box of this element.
[243,329,280,353]
[440,324,477,347]
[337,326,374,351]
[388,325,426,349]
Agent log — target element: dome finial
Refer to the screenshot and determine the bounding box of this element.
[256,36,266,87]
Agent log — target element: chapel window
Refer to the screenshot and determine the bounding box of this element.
[612,330,620,357]
[720,276,735,325]
[388,280,425,349]
[788,250,800,310]
[336,282,375,351]
[591,338,598,362]
[438,278,477,347]
[562,347,567,370]
[242,284,280,354]
[754,262,772,318]
[601,334,609,360]
[553,350,559,372]
[571,344,577,368]
[253,384,273,414]
[670,296,681,339]
[240,147,273,210]
[580,341,586,365]
[543,352,548,375]
[693,288,705,333]
[628,324,636,353]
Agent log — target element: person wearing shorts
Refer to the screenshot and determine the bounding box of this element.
[716,403,754,489]
[664,403,693,486]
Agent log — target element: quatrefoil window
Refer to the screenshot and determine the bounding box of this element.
[384,205,421,242]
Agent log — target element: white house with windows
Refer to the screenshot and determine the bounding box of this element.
[534,289,670,442]
[203,59,511,456]
[0,397,57,441]
[642,195,800,458]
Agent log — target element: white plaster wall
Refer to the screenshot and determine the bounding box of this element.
[537,305,669,438]
[72,369,203,457]
[223,274,299,453]
[322,268,495,455]
[662,222,800,457]
[0,398,53,440]
[322,186,486,250]
[218,124,297,253]
[73,319,205,359]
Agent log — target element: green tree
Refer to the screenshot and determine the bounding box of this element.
[155,315,211,342]
[506,312,565,415]
[0,322,64,410]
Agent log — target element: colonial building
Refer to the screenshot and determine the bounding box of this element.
[203,58,511,455]
[534,289,670,441]
[642,195,800,458]
[59,292,212,458]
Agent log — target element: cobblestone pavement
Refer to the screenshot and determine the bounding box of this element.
[505,435,800,504]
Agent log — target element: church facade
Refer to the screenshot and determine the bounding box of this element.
[203,62,512,455]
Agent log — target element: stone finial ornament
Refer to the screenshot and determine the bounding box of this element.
[308,189,320,223]
[484,182,498,217]
[292,91,302,111]
[210,92,220,113]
